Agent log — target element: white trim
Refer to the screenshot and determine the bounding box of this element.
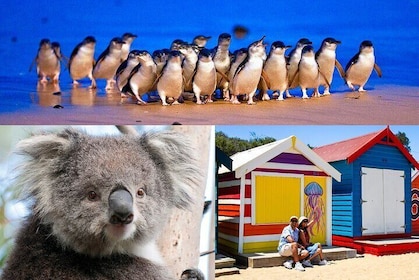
[218,232,239,243]
[260,162,323,172]
[218,217,252,224]
[251,171,304,226]
[219,198,251,205]
[243,234,281,243]
[326,176,332,246]
[218,180,241,188]
[238,176,246,254]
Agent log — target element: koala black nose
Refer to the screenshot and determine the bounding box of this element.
[108,188,134,225]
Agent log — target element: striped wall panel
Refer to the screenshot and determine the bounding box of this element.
[332,194,354,237]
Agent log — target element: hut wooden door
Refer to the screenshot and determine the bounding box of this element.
[361,167,405,235]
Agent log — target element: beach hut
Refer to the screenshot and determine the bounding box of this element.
[217,136,341,255]
[412,171,419,235]
[314,127,419,254]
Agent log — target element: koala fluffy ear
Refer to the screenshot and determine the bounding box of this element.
[16,132,73,160]
[143,130,203,209]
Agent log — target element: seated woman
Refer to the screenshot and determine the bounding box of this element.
[298,216,328,266]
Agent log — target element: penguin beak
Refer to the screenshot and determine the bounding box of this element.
[257,36,266,45]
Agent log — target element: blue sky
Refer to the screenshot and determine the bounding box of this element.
[215,125,419,163]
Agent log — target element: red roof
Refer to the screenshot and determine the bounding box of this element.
[313,127,419,169]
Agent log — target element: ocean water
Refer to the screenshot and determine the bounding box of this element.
[0,0,418,108]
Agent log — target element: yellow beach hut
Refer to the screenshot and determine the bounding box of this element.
[217,136,341,255]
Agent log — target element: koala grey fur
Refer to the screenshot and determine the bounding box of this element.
[1,128,203,280]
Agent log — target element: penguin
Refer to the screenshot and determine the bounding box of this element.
[34,38,61,84]
[93,37,126,90]
[230,36,267,105]
[120,33,137,61]
[123,50,157,104]
[262,41,291,101]
[156,50,184,106]
[192,48,217,104]
[287,38,312,90]
[315,37,345,95]
[170,39,186,51]
[212,33,232,100]
[179,43,199,92]
[152,49,170,76]
[192,35,211,49]
[227,48,248,87]
[290,45,329,99]
[68,36,97,89]
[345,40,382,92]
[115,49,142,95]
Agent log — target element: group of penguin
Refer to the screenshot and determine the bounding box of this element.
[33,32,382,106]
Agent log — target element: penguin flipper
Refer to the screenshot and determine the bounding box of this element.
[216,69,230,83]
[115,60,128,77]
[374,63,382,78]
[335,59,346,78]
[289,70,299,88]
[261,69,271,89]
[318,69,331,88]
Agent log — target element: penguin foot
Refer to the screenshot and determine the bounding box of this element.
[247,101,256,105]
[323,90,331,95]
[136,100,148,105]
[232,100,241,105]
[172,100,181,105]
[302,95,310,99]
[272,92,279,98]
[358,87,367,92]
[262,93,270,101]
[277,96,284,101]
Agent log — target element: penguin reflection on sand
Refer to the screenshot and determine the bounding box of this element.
[315,37,345,95]
[34,38,61,84]
[123,50,157,104]
[345,40,382,92]
[230,36,267,105]
[115,50,142,95]
[290,45,329,99]
[93,37,125,90]
[157,50,183,106]
[69,36,97,88]
[262,41,291,101]
[192,48,217,104]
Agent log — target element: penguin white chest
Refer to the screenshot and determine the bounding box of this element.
[234,58,263,94]
[299,57,319,88]
[347,53,375,85]
[193,61,216,95]
[317,49,336,81]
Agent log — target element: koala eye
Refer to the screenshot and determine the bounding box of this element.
[87,191,99,201]
[137,188,146,198]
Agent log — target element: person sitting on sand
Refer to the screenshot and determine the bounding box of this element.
[298,216,328,266]
[278,216,310,271]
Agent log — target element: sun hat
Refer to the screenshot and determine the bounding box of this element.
[298,216,308,225]
[290,215,298,222]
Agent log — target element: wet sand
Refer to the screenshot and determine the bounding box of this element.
[0,84,418,125]
[217,253,419,280]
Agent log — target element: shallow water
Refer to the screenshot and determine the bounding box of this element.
[0,0,418,121]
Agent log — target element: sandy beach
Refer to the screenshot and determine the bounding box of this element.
[218,253,419,280]
[0,84,418,125]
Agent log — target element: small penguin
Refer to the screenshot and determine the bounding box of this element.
[262,41,291,101]
[180,43,199,92]
[230,36,267,105]
[120,33,137,61]
[212,33,232,100]
[345,40,382,92]
[93,37,126,90]
[287,38,312,89]
[68,36,97,88]
[290,45,328,99]
[227,48,248,87]
[315,37,345,95]
[192,35,211,50]
[152,49,170,76]
[124,50,157,104]
[115,50,142,94]
[192,48,217,104]
[34,38,61,83]
[157,50,184,105]
[170,39,186,51]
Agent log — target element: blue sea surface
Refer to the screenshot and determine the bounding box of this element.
[0,0,418,105]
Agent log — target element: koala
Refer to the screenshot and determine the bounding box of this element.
[1,128,203,280]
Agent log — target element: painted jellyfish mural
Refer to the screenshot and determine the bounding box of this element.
[304,182,325,236]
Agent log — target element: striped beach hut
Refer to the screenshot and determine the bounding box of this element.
[217,136,341,255]
[314,127,419,253]
[411,171,419,235]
